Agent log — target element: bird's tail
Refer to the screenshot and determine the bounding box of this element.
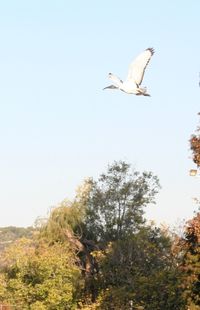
[139,86,151,96]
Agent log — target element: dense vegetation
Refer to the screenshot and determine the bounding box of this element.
[0,161,199,309]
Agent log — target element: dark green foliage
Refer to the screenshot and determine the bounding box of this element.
[94,227,185,309]
[83,161,160,243]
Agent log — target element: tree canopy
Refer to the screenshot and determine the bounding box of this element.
[0,160,197,309]
[0,238,82,309]
[82,161,160,243]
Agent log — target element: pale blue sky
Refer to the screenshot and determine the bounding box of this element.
[0,1,200,227]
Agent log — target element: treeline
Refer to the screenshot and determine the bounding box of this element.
[0,226,34,252]
[0,161,199,309]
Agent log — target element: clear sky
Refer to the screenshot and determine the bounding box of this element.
[0,1,200,227]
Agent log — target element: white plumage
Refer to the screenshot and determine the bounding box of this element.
[103,48,155,96]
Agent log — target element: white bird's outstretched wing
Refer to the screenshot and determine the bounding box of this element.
[103,73,123,91]
[126,48,154,86]
[108,73,123,87]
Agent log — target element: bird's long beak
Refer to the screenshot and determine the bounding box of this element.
[103,85,118,90]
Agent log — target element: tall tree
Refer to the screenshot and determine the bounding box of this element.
[83,161,160,243]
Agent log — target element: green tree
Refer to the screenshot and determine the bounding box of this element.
[38,178,92,244]
[39,161,160,247]
[83,161,160,243]
[37,161,162,306]
[0,238,82,309]
[91,225,185,310]
[34,160,184,309]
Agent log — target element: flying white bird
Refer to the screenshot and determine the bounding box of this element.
[103,48,155,96]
